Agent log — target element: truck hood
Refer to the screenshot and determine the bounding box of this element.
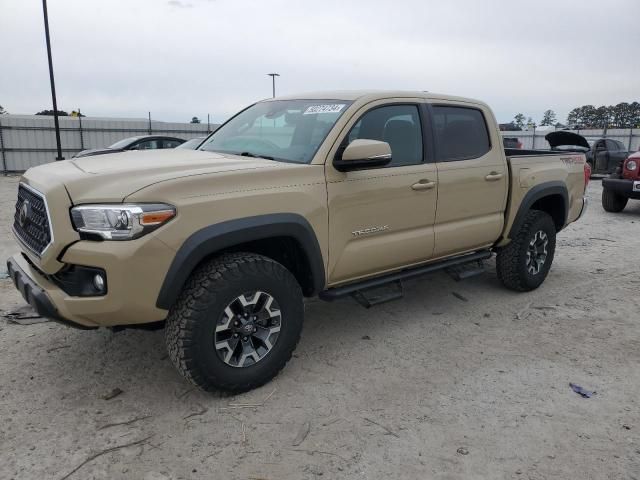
[24,149,285,203]
[545,131,590,150]
[74,147,124,158]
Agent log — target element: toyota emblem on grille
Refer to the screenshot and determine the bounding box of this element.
[18,199,31,228]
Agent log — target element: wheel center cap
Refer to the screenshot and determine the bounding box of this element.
[240,322,254,335]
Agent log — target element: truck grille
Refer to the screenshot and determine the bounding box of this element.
[13,184,53,256]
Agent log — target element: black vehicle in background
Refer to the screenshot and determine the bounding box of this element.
[586,138,632,175]
[74,135,185,158]
[545,131,632,175]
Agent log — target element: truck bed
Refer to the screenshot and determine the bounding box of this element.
[499,149,587,247]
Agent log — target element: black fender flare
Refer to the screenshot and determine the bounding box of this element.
[156,213,326,310]
[508,181,569,239]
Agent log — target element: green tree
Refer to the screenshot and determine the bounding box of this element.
[630,102,640,128]
[526,117,536,130]
[0,105,6,114]
[540,110,557,126]
[35,109,69,116]
[190,116,201,124]
[593,106,611,129]
[566,108,581,127]
[513,113,526,129]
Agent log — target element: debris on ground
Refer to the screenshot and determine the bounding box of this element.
[361,335,371,340]
[452,292,468,302]
[363,417,399,438]
[60,435,153,480]
[457,447,469,455]
[2,305,48,325]
[292,421,311,446]
[0,271,9,280]
[569,383,596,398]
[98,415,152,430]
[102,387,124,400]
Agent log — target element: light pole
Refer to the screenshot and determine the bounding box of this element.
[42,0,63,160]
[267,73,280,98]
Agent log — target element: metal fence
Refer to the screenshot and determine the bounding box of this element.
[0,114,219,173]
[500,128,640,151]
[2,114,638,173]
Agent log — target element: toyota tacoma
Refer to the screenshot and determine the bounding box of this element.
[7,91,590,392]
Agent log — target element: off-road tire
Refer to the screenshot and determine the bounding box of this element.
[165,252,304,393]
[601,187,628,213]
[496,210,556,292]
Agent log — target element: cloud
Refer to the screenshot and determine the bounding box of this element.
[167,0,193,8]
[1,0,638,124]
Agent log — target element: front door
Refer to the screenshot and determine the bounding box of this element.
[430,103,508,258]
[325,100,438,285]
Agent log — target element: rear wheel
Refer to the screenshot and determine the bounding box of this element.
[601,188,628,213]
[496,210,556,292]
[165,252,304,393]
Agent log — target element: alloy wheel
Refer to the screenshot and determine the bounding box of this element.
[214,291,282,368]
[526,230,548,275]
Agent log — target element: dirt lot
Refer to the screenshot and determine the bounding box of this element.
[0,174,638,480]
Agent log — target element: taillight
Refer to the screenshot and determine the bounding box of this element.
[584,162,591,188]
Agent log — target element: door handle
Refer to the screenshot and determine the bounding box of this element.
[411,179,436,191]
[485,172,504,181]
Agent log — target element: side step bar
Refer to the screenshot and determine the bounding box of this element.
[318,250,492,302]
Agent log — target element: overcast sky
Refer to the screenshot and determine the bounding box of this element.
[1,0,638,124]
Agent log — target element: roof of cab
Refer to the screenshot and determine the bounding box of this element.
[271,90,486,106]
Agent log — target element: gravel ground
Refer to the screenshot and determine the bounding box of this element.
[0,174,639,480]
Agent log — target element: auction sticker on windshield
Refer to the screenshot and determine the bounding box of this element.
[303,104,346,115]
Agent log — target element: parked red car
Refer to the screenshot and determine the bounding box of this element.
[601,151,640,212]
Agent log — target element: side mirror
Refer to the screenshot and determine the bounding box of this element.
[333,139,392,172]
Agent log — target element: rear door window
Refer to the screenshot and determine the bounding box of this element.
[162,139,182,149]
[432,106,491,161]
[131,140,159,150]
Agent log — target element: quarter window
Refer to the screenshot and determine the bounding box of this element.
[432,106,491,161]
[345,105,423,167]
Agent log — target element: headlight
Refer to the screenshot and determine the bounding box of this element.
[70,203,175,240]
[626,160,638,171]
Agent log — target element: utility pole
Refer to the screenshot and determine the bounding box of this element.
[42,0,63,160]
[267,73,280,98]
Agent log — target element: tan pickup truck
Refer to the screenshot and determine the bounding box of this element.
[7,91,589,392]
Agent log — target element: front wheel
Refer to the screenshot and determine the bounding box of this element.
[496,210,557,292]
[165,252,304,393]
[602,188,628,213]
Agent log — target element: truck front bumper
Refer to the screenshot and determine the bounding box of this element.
[602,178,640,199]
[6,234,175,328]
[6,256,96,329]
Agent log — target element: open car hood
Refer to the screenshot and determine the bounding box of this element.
[545,131,590,149]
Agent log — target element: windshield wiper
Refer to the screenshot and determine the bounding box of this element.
[239,151,274,160]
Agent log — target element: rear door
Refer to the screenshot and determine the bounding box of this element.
[325,100,438,284]
[430,103,508,257]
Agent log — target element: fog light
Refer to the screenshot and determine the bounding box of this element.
[93,274,105,292]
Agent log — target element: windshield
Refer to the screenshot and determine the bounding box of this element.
[199,99,352,163]
[109,137,140,149]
